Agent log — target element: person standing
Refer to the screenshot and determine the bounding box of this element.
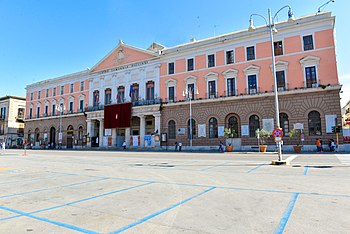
[315,138,321,153]
[178,142,182,151]
[122,140,126,150]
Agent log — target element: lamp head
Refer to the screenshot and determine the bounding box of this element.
[272,25,278,34]
[288,8,295,22]
[248,18,255,32]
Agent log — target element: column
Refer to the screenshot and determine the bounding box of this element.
[139,114,145,147]
[154,112,161,134]
[125,127,131,147]
[98,119,104,147]
[112,128,117,147]
[86,119,92,147]
[88,78,94,107]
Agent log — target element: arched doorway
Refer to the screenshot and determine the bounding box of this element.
[67,125,74,148]
[50,127,56,148]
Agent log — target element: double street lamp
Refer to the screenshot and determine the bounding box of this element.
[183,87,199,148]
[248,6,294,162]
[56,104,65,149]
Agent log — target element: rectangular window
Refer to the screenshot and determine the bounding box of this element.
[46,89,49,97]
[227,78,236,96]
[226,50,234,64]
[305,66,317,88]
[30,93,33,100]
[36,107,40,118]
[70,83,74,93]
[168,86,175,102]
[248,75,257,94]
[187,83,195,100]
[0,107,6,119]
[208,81,216,98]
[45,106,48,116]
[69,101,73,112]
[117,86,125,104]
[276,71,286,91]
[52,104,56,116]
[17,108,24,119]
[208,54,215,67]
[247,46,255,61]
[168,62,174,74]
[274,41,283,56]
[79,100,84,111]
[146,82,154,101]
[303,35,314,51]
[60,85,64,95]
[29,108,32,118]
[80,81,84,91]
[38,91,41,99]
[53,87,56,96]
[187,58,194,71]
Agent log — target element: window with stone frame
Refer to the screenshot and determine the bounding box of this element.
[208,54,215,67]
[146,81,155,101]
[105,88,112,105]
[168,120,176,139]
[227,116,239,137]
[303,35,314,51]
[246,46,255,61]
[305,66,317,88]
[308,111,322,136]
[249,115,260,137]
[274,41,283,56]
[117,86,125,103]
[93,90,99,107]
[187,58,194,71]
[226,50,234,64]
[276,71,286,91]
[168,62,175,74]
[209,117,218,138]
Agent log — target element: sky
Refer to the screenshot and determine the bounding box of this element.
[0,0,349,107]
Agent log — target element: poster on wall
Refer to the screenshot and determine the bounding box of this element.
[325,114,337,133]
[198,124,206,137]
[105,129,112,136]
[132,136,139,147]
[262,118,274,133]
[241,125,249,136]
[218,126,225,137]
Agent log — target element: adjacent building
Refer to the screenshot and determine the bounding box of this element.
[159,12,343,151]
[0,96,26,148]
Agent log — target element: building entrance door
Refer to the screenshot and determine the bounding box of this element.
[67,125,74,149]
[50,127,56,148]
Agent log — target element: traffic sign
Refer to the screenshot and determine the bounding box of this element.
[272,128,283,137]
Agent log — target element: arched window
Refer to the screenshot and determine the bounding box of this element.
[35,128,40,142]
[67,125,74,132]
[78,126,83,140]
[308,111,322,136]
[249,115,260,137]
[209,117,218,138]
[279,113,289,136]
[93,90,99,107]
[105,88,112,105]
[227,115,239,137]
[168,120,176,139]
[187,119,196,139]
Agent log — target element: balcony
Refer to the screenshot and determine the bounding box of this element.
[224,90,238,97]
[245,87,260,95]
[271,83,289,92]
[206,92,219,99]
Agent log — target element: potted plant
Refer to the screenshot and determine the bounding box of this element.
[289,129,302,153]
[224,128,238,152]
[256,129,270,152]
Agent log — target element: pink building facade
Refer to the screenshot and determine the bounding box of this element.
[159,12,343,151]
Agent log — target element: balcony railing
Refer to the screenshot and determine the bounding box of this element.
[224,90,238,97]
[271,83,289,92]
[245,87,260,95]
[206,92,219,99]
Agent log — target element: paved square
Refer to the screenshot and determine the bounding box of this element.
[0,150,349,233]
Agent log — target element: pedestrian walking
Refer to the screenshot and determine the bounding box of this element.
[122,140,126,150]
[2,141,5,152]
[175,141,178,151]
[178,142,182,151]
[315,138,321,153]
[218,141,224,152]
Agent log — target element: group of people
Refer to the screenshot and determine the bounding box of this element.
[174,141,182,151]
[315,138,337,153]
[0,142,5,151]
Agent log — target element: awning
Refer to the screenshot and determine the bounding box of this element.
[104,103,132,128]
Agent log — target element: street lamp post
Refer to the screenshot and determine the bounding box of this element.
[56,104,65,149]
[183,87,198,148]
[249,6,294,162]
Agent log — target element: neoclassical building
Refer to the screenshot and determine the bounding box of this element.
[85,40,163,148]
[159,12,343,151]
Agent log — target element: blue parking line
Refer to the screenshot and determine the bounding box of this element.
[0,205,99,234]
[274,193,299,234]
[0,182,153,222]
[0,178,109,199]
[201,162,228,171]
[109,186,216,234]
[247,162,268,173]
[303,166,309,176]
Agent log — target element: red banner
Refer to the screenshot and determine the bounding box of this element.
[104,103,132,128]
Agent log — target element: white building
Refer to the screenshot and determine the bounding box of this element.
[85,40,164,148]
[0,96,26,147]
